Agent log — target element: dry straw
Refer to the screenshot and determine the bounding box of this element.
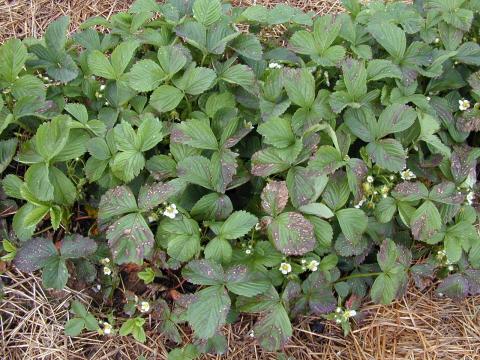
[0,1,479,359]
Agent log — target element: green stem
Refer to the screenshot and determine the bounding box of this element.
[184,94,192,115]
[336,272,382,282]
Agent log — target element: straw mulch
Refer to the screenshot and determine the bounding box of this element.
[0,0,344,42]
[0,1,479,360]
[1,268,479,360]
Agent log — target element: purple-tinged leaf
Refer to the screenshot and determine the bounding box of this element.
[211,149,238,194]
[253,304,292,351]
[107,213,154,264]
[303,272,336,314]
[191,193,233,221]
[391,181,428,202]
[286,166,327,208]
[268,212,316,255]
[98,185,138,221]
[450,145,479,183]
[251,148,290,177]
[13,237,57,272]
[182,259,225,286]
[411,263,435,290]
[436,274,469,300]
[429,181,465,205]
[261,180,289,216]
[410,200,442,241]
[225,264,270,297]
[457,108,480,132]
[377,239,397,272]
[60,234,97,259]
[138,181,178,211]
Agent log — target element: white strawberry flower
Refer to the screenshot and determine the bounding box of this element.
[307,260,319,272]
[466,191,475,205]
[459,99,470,111]
[103,266,112,276]
[400,169,416,181]
[279,262,292,275]
[366,175,374,183]
[163,204,178,219]
[139,301,150,313]
[268,62,282,69]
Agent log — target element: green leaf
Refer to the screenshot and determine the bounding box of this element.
[128,59,166,92]
[13,237,57,272]
[187,285,230,340]
[376,103,416,138]
[230,33,263,60]
[107,213,154,264]
[0,138,17,174]
[298,203,334,219]
[120,317,146,343]
[137,116,163,151]
[313,14,343,52]
[336,208,368,243]
[193,0,222,26]
[370,273,398,304]
[308,145,344,175]
[158,217,201,262]
[173,66,216,95]
[225,265,269,296]
[268,212,316,255]
[34,116,69,161]
[177,155,212,189]
[0,39,28,83]
[65,318,85,336]
[42,256,69,289]
[257,117,295,149]
[219,211,258,240]
[205,237,232,264]
[44,16,69,56]
[157,45,187,78]
[374,197,397,223]
[191,193,233,220]
[342,58,367,100]
[366,139,406,172]
[88,51,116,79]
[250,147,293,177]
[24,163,54,202]
[377,239,398,272]
[111,41,138,78]
[172,119,218,150]
[138,181,178,211]
[98,186,138,220]
[368,21,406,60]
[149,85,184,112]
[366,59,402,81]
[410,200,442,241]
[283,68,315,108]
[49,166,77,205]
[344,107,377,142]
[219,64,255,91]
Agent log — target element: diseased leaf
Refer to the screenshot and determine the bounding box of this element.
[410,200,442,241]
[261,180,288,216]
[13,238,57,272]
[268,212,316,255]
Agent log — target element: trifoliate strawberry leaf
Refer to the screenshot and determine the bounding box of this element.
[268,212,316,255]
[157,217,201,262]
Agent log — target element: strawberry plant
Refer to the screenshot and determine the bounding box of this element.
[1,0,480,355]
